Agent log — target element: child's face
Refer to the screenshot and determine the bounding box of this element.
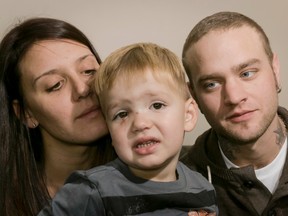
[103,69,196,181]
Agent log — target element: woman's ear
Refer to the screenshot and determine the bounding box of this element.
[184,98,198,132]
[12,100,39,128]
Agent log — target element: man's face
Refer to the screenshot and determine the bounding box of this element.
[185,26,280,144]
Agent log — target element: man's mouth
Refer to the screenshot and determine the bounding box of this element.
[227,110,255,122]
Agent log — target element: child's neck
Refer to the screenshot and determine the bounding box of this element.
[129,161,178,182]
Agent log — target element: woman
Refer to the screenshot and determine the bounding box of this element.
[0,17,116,215]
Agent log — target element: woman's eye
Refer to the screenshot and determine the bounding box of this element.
[151,102,165,110]
[46,81,63,92]
[83,69,96,76]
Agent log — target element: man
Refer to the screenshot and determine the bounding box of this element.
[181,11,288,215]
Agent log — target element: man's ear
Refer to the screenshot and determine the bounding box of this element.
[272,53,281,93]
[12,100,39,128]
[184,98,198,132]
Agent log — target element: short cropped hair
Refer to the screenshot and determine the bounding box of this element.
[182,11,273,80]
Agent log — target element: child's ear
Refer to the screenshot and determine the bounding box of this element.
[12,100,39,128]
[184,98,198,132]
[187,81,203,114]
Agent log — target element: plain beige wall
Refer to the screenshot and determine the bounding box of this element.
[1,0,287,146]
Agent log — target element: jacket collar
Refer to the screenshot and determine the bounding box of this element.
[189,106,288,182]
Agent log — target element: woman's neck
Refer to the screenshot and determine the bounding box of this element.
[43,142,98,197]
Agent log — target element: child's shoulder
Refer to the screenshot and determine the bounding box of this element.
[66,158,123,183]
[178,161,214,190]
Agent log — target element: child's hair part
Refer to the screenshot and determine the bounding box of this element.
[94,42,190,107]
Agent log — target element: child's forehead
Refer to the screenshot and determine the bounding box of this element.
[100,67,188,112]
[105,71,179,105]
[110,68,175,90]
[116,67,172,81]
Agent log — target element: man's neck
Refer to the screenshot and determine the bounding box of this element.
[219,117,286,169]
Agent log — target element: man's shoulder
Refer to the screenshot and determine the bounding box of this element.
[180,128,214,157]
[180,128,218,171]
[278,106,288,129]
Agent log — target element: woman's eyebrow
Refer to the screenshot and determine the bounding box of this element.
[33,69,57,87]
[33,54,96,86]
[76,54,95,63]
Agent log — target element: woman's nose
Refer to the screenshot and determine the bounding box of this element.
[72,76,91,101]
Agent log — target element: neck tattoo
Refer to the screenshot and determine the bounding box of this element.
[274,118,286,147]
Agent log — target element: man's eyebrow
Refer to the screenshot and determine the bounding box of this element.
[196,59,261,85]
[232,58,260,72]
[196,73,221,84]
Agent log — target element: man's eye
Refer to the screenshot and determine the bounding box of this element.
[241,71,255,78]
[204,82,219,90]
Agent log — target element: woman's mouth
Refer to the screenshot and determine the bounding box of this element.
[76,106,100,119]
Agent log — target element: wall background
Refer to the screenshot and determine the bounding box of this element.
[1,0,287,145]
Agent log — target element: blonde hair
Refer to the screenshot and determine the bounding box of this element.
[94,42,190,108]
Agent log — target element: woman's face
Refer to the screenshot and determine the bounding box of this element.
[18,39,108,145]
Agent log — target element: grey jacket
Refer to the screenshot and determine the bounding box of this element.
[38,158,218,215]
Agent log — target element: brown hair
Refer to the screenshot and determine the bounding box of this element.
[0,17,116,216]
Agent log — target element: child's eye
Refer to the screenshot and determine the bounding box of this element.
[113,111,128,120]
[151,102,166,110]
